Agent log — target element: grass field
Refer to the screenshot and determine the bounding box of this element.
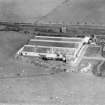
[77,58,103,74]
[84,45,101,57]
[0,0,64,23]
[1,70,105,105]
[0,31,31,67]
[97,61,105,77]
[39,0,105,26]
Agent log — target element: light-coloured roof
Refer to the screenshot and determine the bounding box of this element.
[35,36,83,42]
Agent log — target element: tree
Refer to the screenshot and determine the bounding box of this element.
[100,42,105,57]
[84,22,87,25]
[77,21,80,24]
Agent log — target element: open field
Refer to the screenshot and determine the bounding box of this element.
[84,45,101,57]
[0,31,32,67]
[1,70,105,105]
[0,0,64,23]
[77,58,103,73]
[39,0,105,26]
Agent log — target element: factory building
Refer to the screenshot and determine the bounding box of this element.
[16,35,90,63]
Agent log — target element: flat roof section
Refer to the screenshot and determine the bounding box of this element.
[34,37,82,42]
[95,35,105,38]
[23,46,35,52]
[28,40,79,48]
[36,47,51,53]
[37,32,75,37]
[22,45,75,56]
[35,35,83,39]
[23,46,51,53]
